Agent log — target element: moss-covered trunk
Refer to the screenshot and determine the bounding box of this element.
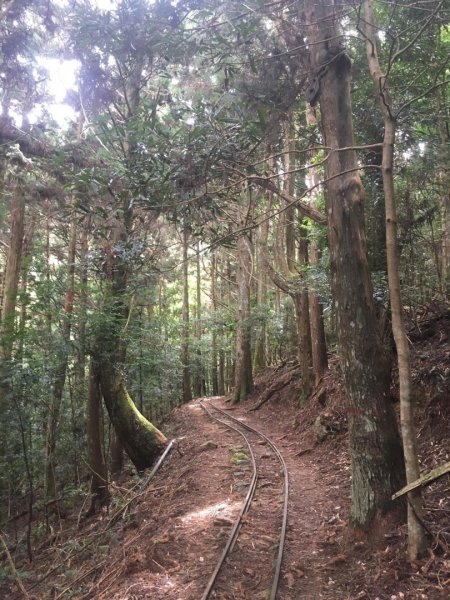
[97,359,167,470]
[94,242,168,471]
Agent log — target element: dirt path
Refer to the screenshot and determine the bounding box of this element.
[11,371,449,600]
[93,396,348,600]
[206,397,342,600]
[4,329,450,600]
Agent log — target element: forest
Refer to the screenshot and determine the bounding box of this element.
[0,0,449,597]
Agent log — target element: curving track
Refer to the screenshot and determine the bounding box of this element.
[199,400,289,600]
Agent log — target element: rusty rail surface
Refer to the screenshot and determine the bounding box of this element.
[199,400,289,600]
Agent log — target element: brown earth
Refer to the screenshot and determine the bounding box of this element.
[2,311,450,600]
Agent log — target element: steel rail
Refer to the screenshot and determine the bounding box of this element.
[199,401,259,600]
[211,404,290,600]
[200,400,289,600]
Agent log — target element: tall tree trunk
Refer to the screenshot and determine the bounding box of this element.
[45,212,77,500]
[98,358,167,469]
[306,0,405,532]
[233,231,253,403]
[253,241,268,372]
[308,242,328,385]
[16,218,35,365]
[181,228,192,403]
[0,185,25,363]
[227,254,235,391]
[218,348,225,394]
[93,50,168,470]
[110,430,124,477]
[211,252,219,395]
[253,193,271,372]
[95,240,167,470]
[86,361,109,515]
[193,242,203,397]
[217,251,226,395]
[0,184,25,493]
[363,0,426,558]
[442,183,450,298]
[298,225,313,400]
[306,104,328,384]
[283,117,296,272]
[16,258,29,365]
[438,104,450,298]
[74,217,90,396]
[281,136,313,391]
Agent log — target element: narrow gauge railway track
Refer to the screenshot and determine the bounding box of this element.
[199,400,289,600]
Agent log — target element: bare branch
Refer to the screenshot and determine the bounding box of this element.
[250,176,327,225]
[396,79,450,117]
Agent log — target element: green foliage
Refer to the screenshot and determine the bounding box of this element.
[0,0,448,566]
[0,563,31,585]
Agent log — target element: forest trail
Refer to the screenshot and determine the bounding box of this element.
[185,397,326,599]
[77,358,449,600]
[2,318,448,599]
[0,373,366,600]
[3,337,450,600]
[96,394,342,600]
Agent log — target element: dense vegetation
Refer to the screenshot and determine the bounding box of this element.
[0,0,448,579]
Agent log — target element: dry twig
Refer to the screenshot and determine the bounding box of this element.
[0,531,30,599]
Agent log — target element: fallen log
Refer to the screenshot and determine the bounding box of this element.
[392,460,450,500]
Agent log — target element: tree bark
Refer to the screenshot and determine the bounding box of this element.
[363,0,426,558]
[0,184,26,491]
[16,219,35,364]
[442,183,450,298]
[98,359,167,470]
[74,217,90,394]
[233,231,254,403]
[211,252,219,395]
[306,0,405,532]
[298,225,313,400]
[44,212,77,500]
[283,123,313,389]
[217,252,226,395]
[193,241,203,397]
[91,48,169,467]
[94,243,168,470]
[86,361,109,514]
[438,99,450,298]
[0,185,25,363]
[305,104,328,384]
[253,188,272,372]
[308,242,328,385]
[181,228,192,403]
[110,430,124,477]
[283,116,297,273]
